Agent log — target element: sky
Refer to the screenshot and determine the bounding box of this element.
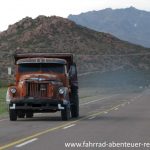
[0,0,150,31]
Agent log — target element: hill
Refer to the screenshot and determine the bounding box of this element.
[68,7,150,47]
[0,16,150,84]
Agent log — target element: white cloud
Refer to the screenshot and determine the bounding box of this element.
[0,0,150,31]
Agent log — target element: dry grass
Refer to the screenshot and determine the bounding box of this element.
[0,87,8,115]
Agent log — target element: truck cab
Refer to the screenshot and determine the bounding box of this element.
[6,53,79,121]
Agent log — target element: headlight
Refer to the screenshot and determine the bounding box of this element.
[10,88,17,94]
[59,87,65,95]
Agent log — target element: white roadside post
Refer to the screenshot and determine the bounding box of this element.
[8,67,12,85]
[8,67,12,76]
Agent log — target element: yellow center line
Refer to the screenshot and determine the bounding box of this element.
[0,103,123,150]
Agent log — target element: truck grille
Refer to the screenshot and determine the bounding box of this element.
[26,82,49,97]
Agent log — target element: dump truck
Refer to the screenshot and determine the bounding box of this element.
[6,53,79,121]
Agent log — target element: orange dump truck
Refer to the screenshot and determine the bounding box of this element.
[6,53,79,121]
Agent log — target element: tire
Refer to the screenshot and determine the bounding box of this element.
[61,105,70,121]
[71,87,79,118]
[9,109,17,121]
[17,111,25,118]
[71,102,79,118]
[26,112,33,118]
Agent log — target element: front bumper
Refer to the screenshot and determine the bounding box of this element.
[9,98,69,111]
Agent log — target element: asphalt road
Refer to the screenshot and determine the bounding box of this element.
[0,89,150,150]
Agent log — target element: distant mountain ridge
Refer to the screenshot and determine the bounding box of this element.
[68,7,150,47]
[0,16,150,84]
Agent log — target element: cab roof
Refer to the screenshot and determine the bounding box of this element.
[14,53,74,69]
[17,58,67,65]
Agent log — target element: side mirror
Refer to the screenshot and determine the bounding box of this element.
[69,63,77,78]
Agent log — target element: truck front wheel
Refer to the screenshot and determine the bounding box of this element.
[9,109,17,121]
[61,105,70,121]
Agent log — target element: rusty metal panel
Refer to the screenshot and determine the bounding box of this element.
[26,82,49,98]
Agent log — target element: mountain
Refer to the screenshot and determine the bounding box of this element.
[68,7,150,48]
[0,16,150,84]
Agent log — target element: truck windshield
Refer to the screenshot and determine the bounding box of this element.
[18,63,65,73]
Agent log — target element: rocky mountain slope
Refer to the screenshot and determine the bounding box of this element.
[0,16,150,84]
[68,7,150,47]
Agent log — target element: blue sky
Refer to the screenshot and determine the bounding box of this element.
[0,0,150,31]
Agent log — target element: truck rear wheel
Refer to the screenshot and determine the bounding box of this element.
[17,111,25,118]
[9,109,17,121]
[71,101,79,118]
[61,105,70,121]
[26,112,33,118]
[71,87,79,118]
